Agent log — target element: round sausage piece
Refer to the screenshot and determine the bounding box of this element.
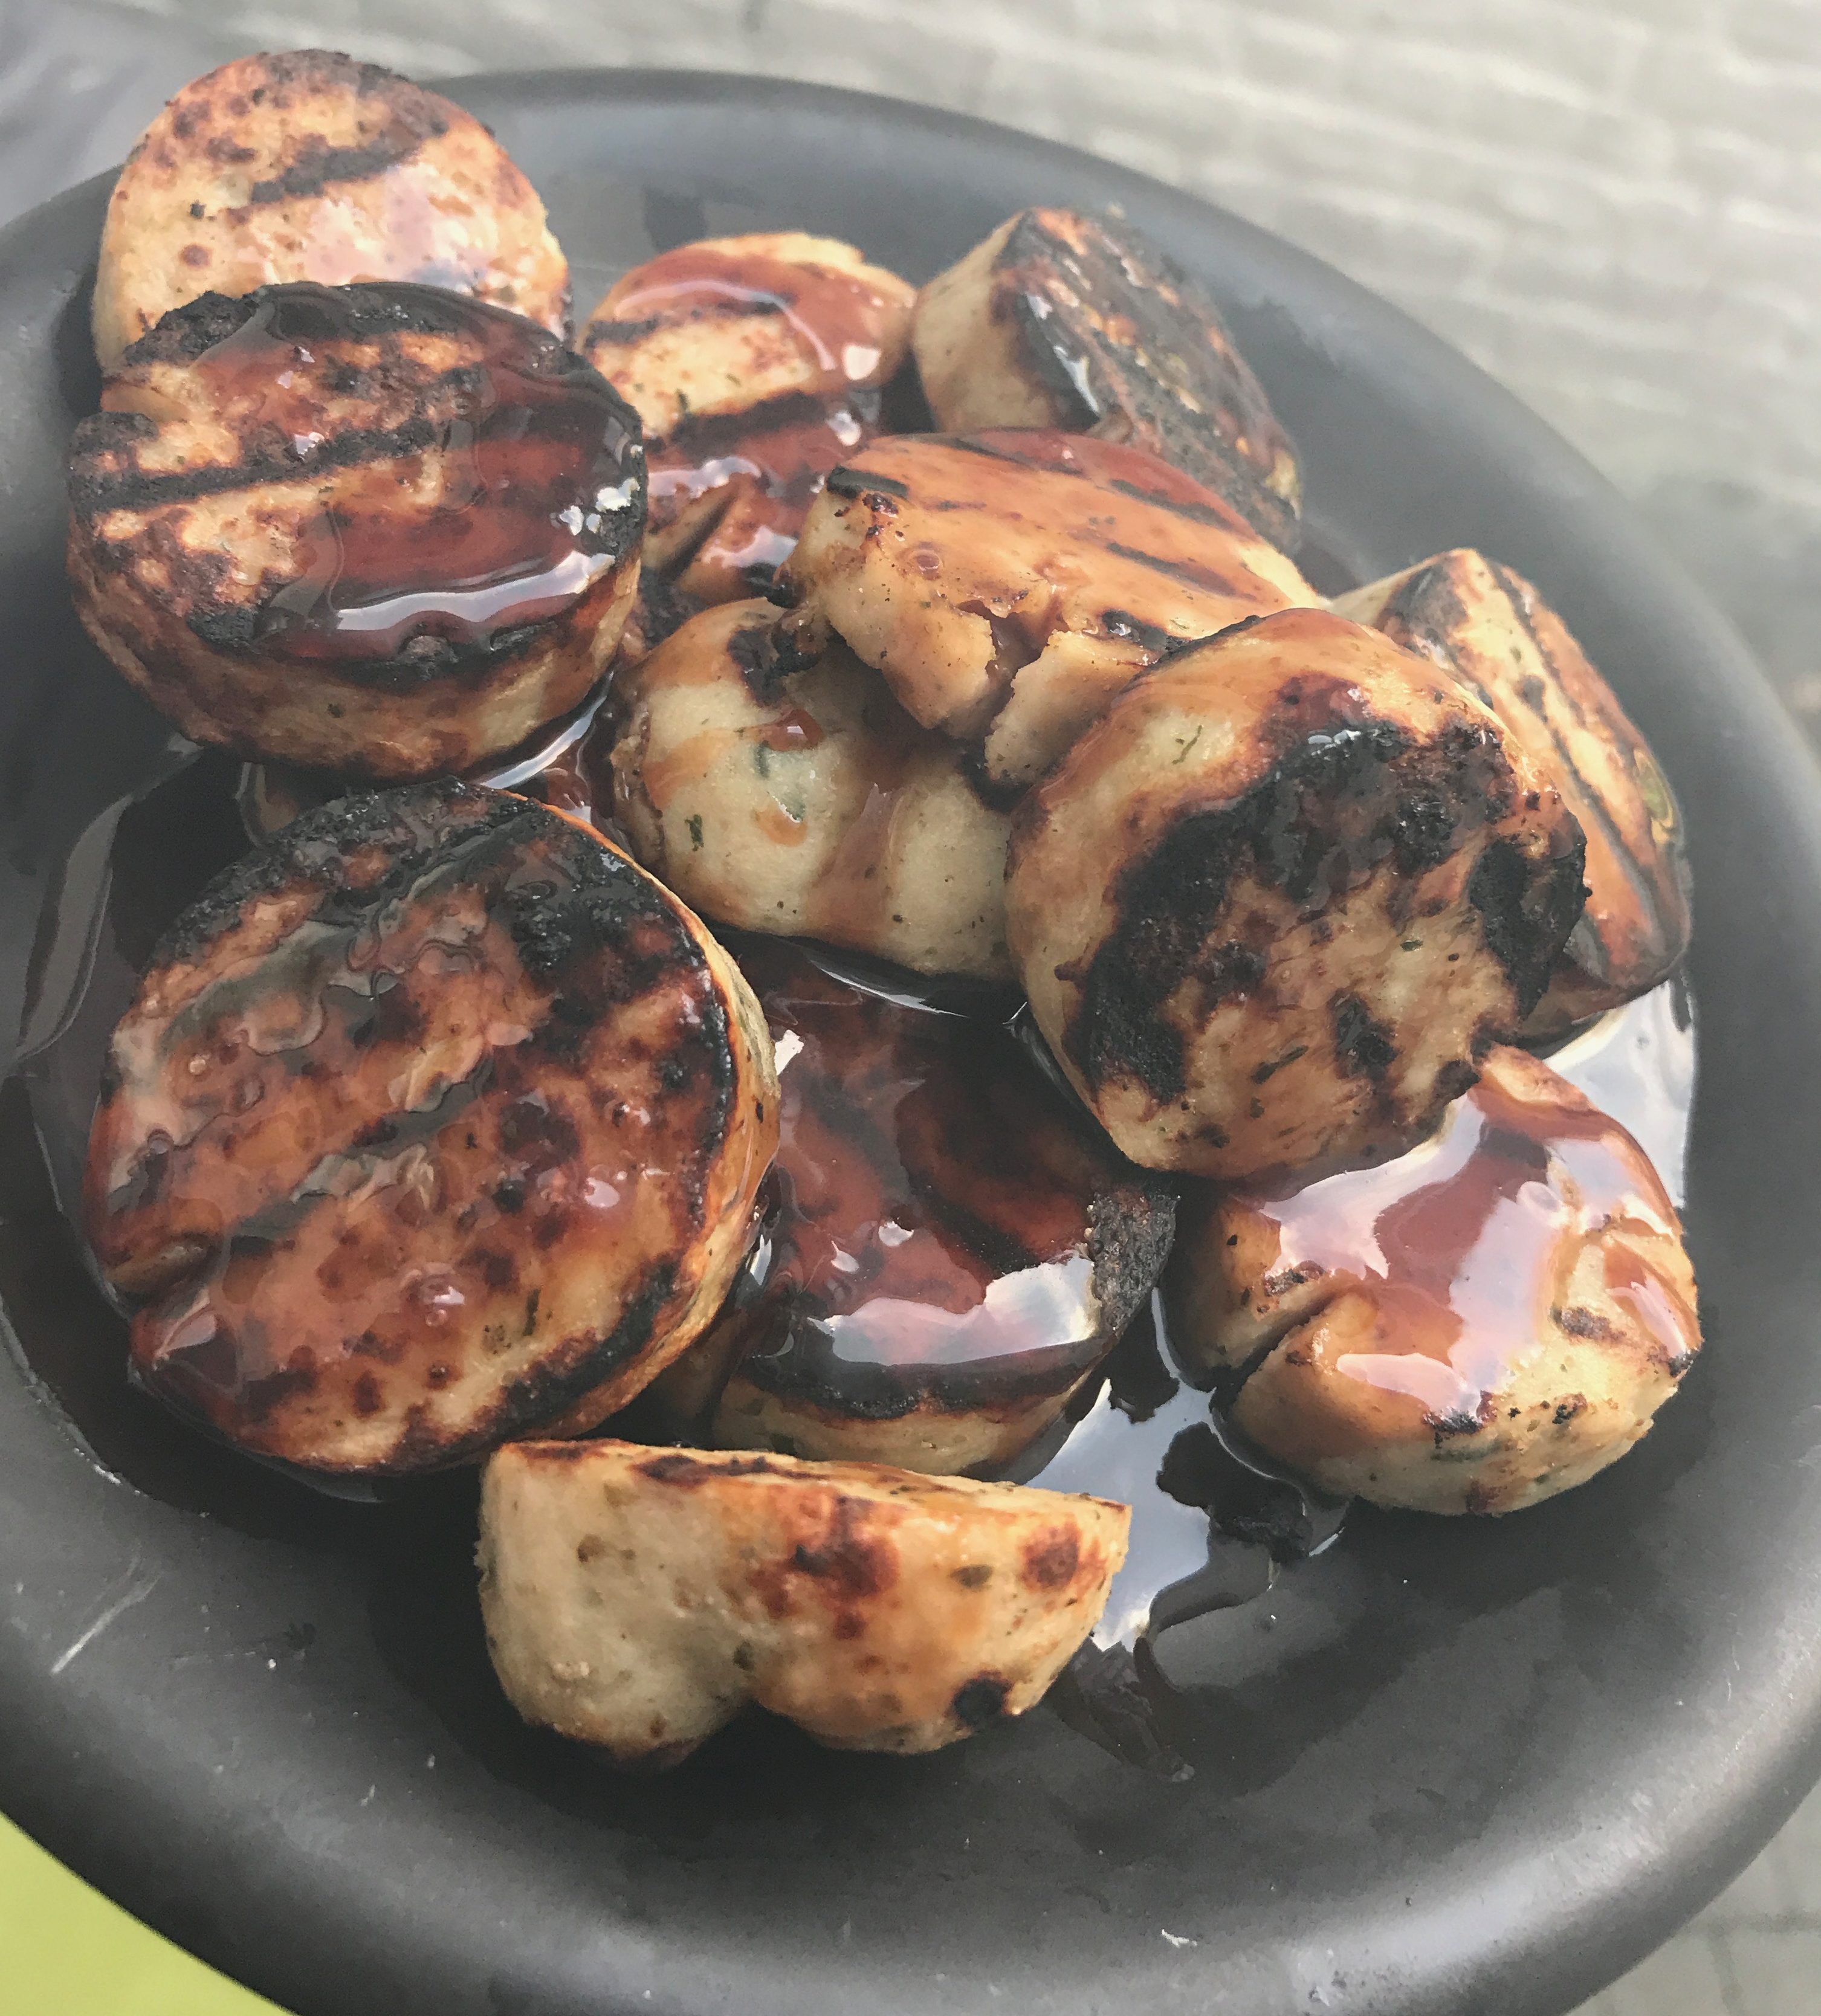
[655,939,1176,1473]
[93,49,569,372]
[85,781,777,1473]
[1006,607,1589,1179]
[68,282,645,780]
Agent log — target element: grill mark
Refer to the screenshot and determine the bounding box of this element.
[1105,477,1232,528]
[1102,539,1251,596]
[245,126,444,206]
[1481,558,1666,946]
[70,411,441,517]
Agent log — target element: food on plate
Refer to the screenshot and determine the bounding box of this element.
[67,282,645,780]
[580,234,914,651]
[778,429,1316,796]
[42,45,1707,1772]
[83,781,777,1472]
[91,49,569,373]
[1333,548,1691,1033]
[1167,1045,1699,1513]
[653,939,1176,1472]
[603,599,1015,978]
[1006,607,1590,1180]
[913,207,1302,549]
[479,1438,1130,1763]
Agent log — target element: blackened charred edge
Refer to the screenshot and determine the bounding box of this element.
[1085,1181,1179,1337]
[242,48,444,110]
[148,777,513,970]
[636,1449,783,1484]
[951,1675,1010,1729]
[726,611,816,707]
[1059,693,1414,1100]
[957,743,1028,814]
[1006,285,1101,430]
[824,464,910,502]
[1467,829,1590,1016]
[989,206,1301,546]
[1330,993,1396,1079]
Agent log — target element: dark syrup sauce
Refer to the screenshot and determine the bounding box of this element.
[671,938,1156,1459]
[185,283,643,669]
[603,239,905,611]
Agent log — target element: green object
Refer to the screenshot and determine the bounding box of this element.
[0,1814,286,2015]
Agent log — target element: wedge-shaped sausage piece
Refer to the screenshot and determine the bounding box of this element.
[778,430,1315,797]
[605,599,1014,979]
[479,1439,1130,1763]
[92,50,568,372]
[582,234,914,656]
[1006,608,1588,1179]
[913,208,1301,548]
[653,940,1174,1472]
[84,782,777,1473]
[1334,549,1691,1034]
[1168,1046,1699,1513]
[68,283,645,780]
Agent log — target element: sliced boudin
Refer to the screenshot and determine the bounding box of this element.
[1006,607,1589,1179]
[912,207,1301,548]
[1333,548,1691,1033]
[653,939,1176,1472]
[68,282,645,780]
[581,233,916,656]
[84,781,777,1472]
[777,430,1317,798]
[479,1438,1130,1763]
[1168,1045,1700,1513]
[604,599,1015,979]
[92,49,568,372]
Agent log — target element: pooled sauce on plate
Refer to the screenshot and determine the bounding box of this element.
[189,284,644,667]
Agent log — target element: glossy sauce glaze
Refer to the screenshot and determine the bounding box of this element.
[672,938,1169,1457]
[187,283,644,669]
[601,242,902,387]
[1219,1042,1693,1429]
[645,392,876,603]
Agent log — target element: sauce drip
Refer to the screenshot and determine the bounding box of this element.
[1231,1050,1692,1430]
[696,939,1141,1421]
[195,283,644,669]
[646,394,874,603]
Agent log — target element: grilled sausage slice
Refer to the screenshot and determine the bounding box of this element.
[653,940,1175,1473]
[1167,1045,1699,1513]
[579,233,914,439]
[581,234,915,656]
[778,430,1316,798]
[913,208,1302,548]
[1006,607,1588,1179]
[479,1438,1130,1763]
[84,782,777,1473]
[92,50,569,372]
[68,283,645,780]
[1333,549,1691,1033]
[604,599,1015,979]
